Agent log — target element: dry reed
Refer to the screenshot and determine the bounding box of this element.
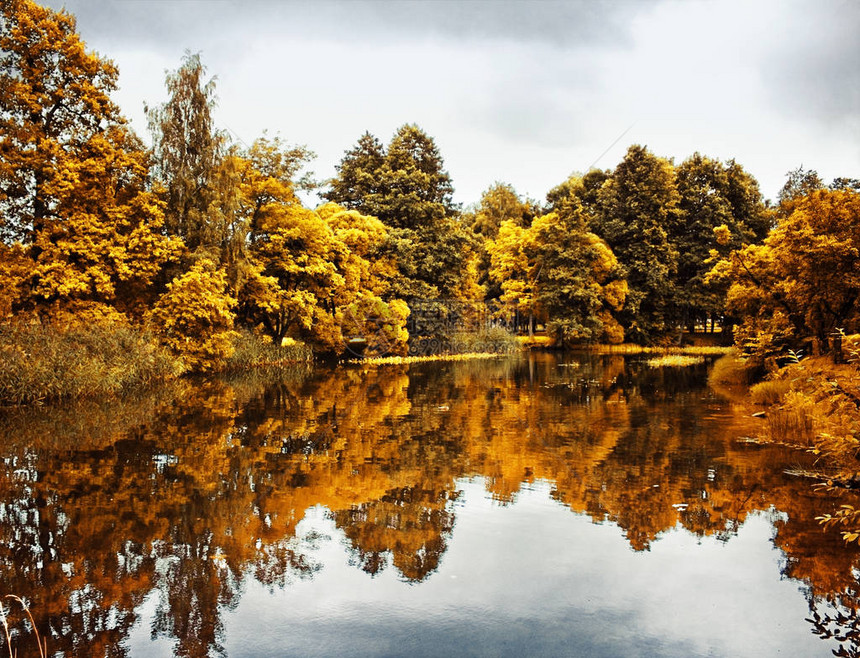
[0,595,46,658]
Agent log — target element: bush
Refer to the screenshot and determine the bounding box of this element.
[0,322,182,404]
[150,260,239,372]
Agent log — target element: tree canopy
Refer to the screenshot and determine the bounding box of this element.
[0,0,178,326]
[325,125,476,305]
[591,145,679,342]
[709,188,860,359]
[324,124,455,230]
[488,200,627,344]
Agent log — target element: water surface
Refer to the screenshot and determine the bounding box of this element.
[0,353,857,657]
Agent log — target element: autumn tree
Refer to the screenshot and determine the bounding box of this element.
[531,206,627,345]
[239,198,409,355]
[593,145,680,342]
[468,181,535,239]
[778,165,824,208]
[206,136,315,296]
[150,259,239,371]
[324,125,475,304]
[488,203,627,344]
[722,160,771,242]
[832,177,860,193]
[316,202,409,355]
[241,203,345,349]
[709,189,860,359]
[671,154,768,331]
[23,126,181,323]
[546,169,610,221]
[466,182,538,302]
[487,219,540,333]
[0,0,178,324]
[322,132,386,213]
[325,124,455,230]
[146,52,225,255]
[0,0,117,243]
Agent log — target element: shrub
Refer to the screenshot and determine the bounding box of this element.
[150,260,239,372]
[708,350,758,389]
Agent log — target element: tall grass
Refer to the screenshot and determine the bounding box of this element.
[749,378,792,406]
[0,323,183,404]
[707,350,759,389]
[766,406,816,446]
[406,327,521,358]
[1,595,46,658]
[223,330,313,371]
[447,327,520,355]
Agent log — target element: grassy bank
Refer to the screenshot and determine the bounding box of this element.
[646,354,705,367]
[708,349,760,391]
[0,324,313,405]
[223,330,313,370]
[0,323,183,404]
[353,328,520,365]
[349,352,510,366]
[403,327,521,359]
[725,336,860,543]
[746,353,860,461]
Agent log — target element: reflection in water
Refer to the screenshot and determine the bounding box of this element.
[0,353,857,656]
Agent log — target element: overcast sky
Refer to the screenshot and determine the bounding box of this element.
[44,0,860,207]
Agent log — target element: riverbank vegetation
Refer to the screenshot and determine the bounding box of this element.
[1,0,858,408]
[706,171,860,541]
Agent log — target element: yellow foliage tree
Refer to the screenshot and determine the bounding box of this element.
[150,260,239,372]
[241,199,410,356]
[488,206,626,343]
[487,219,541,332]
[709,189,860,358]
[317,202,409,355]
[26,126,181,323]
[242,203,346,351]
[0,0,179,325]
[529,209,627,345]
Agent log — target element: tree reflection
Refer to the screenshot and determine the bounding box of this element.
[333,484,458,581]
[0,353,857,655]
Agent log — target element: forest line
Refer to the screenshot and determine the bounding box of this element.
[1,0,859,399]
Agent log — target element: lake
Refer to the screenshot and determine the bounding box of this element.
[0,352,857,657]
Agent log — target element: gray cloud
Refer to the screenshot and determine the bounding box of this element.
[467,54,597,148]
[761,0,860,125]
[37,0,860,203]
[49,0,659,51]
